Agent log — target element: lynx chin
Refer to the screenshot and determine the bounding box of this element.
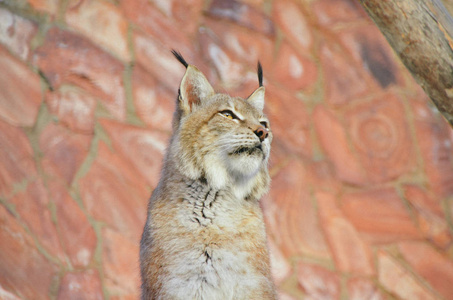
[139,50,276,300]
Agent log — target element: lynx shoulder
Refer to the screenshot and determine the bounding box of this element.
[139,51,276,300]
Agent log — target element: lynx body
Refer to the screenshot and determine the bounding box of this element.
[140,52,276,300]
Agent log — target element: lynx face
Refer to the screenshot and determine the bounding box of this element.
[213,97,270,172]
[171,53,271,195]
[181,94,271,189]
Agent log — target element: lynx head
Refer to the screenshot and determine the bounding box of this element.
[169,51,272,199]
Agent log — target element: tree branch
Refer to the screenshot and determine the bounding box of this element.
[358,0,453,126]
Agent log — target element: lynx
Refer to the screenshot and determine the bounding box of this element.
[139,51,276,300]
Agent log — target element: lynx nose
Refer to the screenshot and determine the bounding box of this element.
[254,125,268,142]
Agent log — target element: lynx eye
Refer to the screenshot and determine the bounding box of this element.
[220,110,236,120]
[260,121,269,128]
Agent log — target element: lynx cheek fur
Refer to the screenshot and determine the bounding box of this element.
[139,51,276,300]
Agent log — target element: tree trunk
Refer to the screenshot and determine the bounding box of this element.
[358,0,453,126]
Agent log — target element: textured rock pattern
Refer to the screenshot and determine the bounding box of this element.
[0,0,452,299]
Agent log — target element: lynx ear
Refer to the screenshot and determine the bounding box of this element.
[247,86,265,111]
[179,66,214,114]
[247,61,265,111]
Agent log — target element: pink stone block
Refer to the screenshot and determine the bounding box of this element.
[0,46,41,127]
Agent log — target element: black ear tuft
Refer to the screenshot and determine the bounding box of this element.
[257,61,263,87]
[171,49,189,68]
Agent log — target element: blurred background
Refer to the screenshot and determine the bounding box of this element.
[1,0,453,299]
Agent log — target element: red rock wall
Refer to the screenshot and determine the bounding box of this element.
[0,0,452,299]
